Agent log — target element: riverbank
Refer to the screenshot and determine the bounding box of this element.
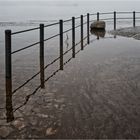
[110,26,140,40]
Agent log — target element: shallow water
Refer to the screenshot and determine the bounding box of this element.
[0,31,140,138]
[0,1,140,138]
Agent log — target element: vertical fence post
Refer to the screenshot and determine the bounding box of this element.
[60,20,63,70]
[81,15,84,50]
[114,11,116,30]
[40,24,45,88]
[97,12,99,21]
[5,30,14,122]
[72,17,75,58]
[133,11,136,27]
[5,30,12,97]
[87,13,90,44]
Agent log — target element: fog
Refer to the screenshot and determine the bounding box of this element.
[0,0,139,22]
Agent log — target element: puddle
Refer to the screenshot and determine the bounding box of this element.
[0,31,140,139]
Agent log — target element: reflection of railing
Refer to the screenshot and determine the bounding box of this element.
[5,11,140,122]
[13,39,88,114]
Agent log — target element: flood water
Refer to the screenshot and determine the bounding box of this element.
[0,31,140,138]
[0,1,140,139]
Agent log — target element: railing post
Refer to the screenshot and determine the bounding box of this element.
[87,13,90,44]
[59,20,64,70]
[5,30,12,96]
[5,30,14,122]
[81,15,84,50]
[133,11,135,27]
[114,11,116,30]
[97,12,99,21]
[40,24,45,88]
[72,17,75,58]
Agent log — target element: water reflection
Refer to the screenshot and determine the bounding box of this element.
[90,29,106,40]
[5,37,88,123]
[65,33,69,51]
[6,81,14,122]
[5,32,117,123]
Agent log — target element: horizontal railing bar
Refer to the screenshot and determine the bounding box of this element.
[11,27,39,35]
[90,13,96,16]
[95,17,140,21]
[117,17,133,19]
[117,12,133,14]
[63,18,72,23]
[10,11,140,36]
[75,16,81,20]
[11,41,40,54]
[63,28,72,34]
[44,33,60,42]
[75,24,81,29]
[99,12,114,15]
[101,17,140,21]
[100,18,113,21]
[83,14,87,18]
[44,22,59,28]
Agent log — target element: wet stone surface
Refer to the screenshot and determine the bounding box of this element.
[0,33,140,139]
[110,26,140,40]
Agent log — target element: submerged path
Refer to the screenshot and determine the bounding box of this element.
[0,33,140,139]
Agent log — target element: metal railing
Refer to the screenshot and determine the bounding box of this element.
[5,11,140,122]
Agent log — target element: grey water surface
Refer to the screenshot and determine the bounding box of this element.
[0,1,140,139]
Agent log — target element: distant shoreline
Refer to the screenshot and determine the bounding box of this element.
[110,26,140,40]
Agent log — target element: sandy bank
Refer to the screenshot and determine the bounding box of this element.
[110,26,140,40]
